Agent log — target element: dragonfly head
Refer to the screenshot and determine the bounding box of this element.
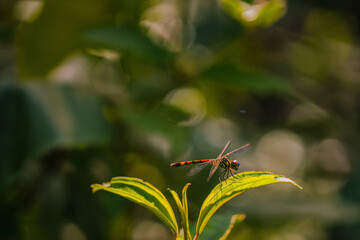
[230,160,240,170]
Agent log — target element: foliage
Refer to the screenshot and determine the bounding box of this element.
[1,0,360,239]
[220,0,287,28]
[91,172,302,240]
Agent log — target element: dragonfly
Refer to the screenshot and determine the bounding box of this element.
[170,141,251,182]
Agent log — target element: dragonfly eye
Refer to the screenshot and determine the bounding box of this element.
[231,160,240,170]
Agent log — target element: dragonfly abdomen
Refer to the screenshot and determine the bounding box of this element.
[170,159,209,167]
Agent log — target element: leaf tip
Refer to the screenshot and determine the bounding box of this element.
[90,182,111,193]
[90,183,101,193]
[236,213,246,221]
[274,176,303,189]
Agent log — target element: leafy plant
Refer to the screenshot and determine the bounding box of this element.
[91,171,302,240]
[219,0,287,29]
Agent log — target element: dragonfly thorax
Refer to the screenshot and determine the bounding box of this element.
[230,160,240,170]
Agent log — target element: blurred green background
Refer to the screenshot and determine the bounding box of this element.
[1,0,360,239]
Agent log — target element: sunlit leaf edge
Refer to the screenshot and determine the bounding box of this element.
[195,171,302,238]
[168,183,192,240]
[168,188,185,236]
[219,214,246,240]
[91,176,178,235]
[182,183,192,240]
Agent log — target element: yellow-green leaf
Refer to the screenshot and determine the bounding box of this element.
[168,183,192,240]
[197,213,245,240]
[219,214,246,240]
[181,183,191,240]
[195,171,302,239]
[220,0,287,28]
[91,177,178,235]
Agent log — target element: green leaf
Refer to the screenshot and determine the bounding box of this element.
[181,183,191,240]
[17,0,107,77]
[201,64,293,95]
[194,171,302,239]
[0,84,110,190]
[220,0,286,28]
[219,214,246,240]
[81,27,170,63]
[119,108,189,154]
[91,176,178,236]
[168,184,192,240]
[168,189,186,239]
[198,214,245,240]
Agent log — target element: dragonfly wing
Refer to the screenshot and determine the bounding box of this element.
[223,143,251,157]
[186,161,210,176]
[218,140,231,158]
[207,159,221,181]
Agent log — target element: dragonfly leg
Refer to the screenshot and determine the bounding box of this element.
[229,169,238,178]
[230,169,242,183]
[230,169,237,179]
[230,169,236,179]
[226,170,230,180]
[218,170,223,182]
[218,170,226,182]
[222,169,230,182]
